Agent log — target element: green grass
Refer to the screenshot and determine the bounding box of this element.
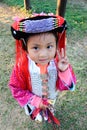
[0,0,87,130]
[66,2,87,39]
[1,0,24,7]
[1,0,57,13]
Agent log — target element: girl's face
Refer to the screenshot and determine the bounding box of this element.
[27,32,57,65]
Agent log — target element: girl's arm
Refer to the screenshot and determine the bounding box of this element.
[56,48,76,91]
[57,64,76,91]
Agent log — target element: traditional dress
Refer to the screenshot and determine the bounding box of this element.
[9,54,76,121]
[9,14,76,123]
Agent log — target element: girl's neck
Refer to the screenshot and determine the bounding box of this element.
[36,64,48,74]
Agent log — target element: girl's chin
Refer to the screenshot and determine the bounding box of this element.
[36,61,49,65]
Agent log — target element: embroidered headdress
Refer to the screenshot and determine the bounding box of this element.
[11,14,67,63]
[11,14,67,39]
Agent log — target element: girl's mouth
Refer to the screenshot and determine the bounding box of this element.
[39,59,48,63]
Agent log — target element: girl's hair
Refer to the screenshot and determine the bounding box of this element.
[22,31,58,51]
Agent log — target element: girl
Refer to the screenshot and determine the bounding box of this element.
[9,14,76,123]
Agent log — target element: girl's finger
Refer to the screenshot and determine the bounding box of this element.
[61,48,65,58]
[57,50,61,59]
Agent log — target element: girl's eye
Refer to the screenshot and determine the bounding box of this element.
[47,45,53,49]
[33,47,39,50]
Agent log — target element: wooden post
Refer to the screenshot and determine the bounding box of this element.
[24,0,31,10]
[56,0,67,17]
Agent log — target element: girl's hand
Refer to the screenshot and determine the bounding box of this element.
[57,48,69,72]
[39,101,48,110]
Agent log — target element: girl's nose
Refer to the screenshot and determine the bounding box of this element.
[39,49,48,58]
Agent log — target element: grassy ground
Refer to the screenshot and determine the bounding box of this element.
[0,0,87,130]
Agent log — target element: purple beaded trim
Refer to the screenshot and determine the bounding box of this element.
[19,17,58,33]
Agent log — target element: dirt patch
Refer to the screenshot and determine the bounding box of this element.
[0,2,28,25]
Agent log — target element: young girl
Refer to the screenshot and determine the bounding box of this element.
[9,14,76,123]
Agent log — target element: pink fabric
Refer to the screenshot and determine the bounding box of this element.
[59,68,72,85]
[30,95,42,108]
[9,67,33,107]
[9,66,42,108]
[69,65,76,84]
